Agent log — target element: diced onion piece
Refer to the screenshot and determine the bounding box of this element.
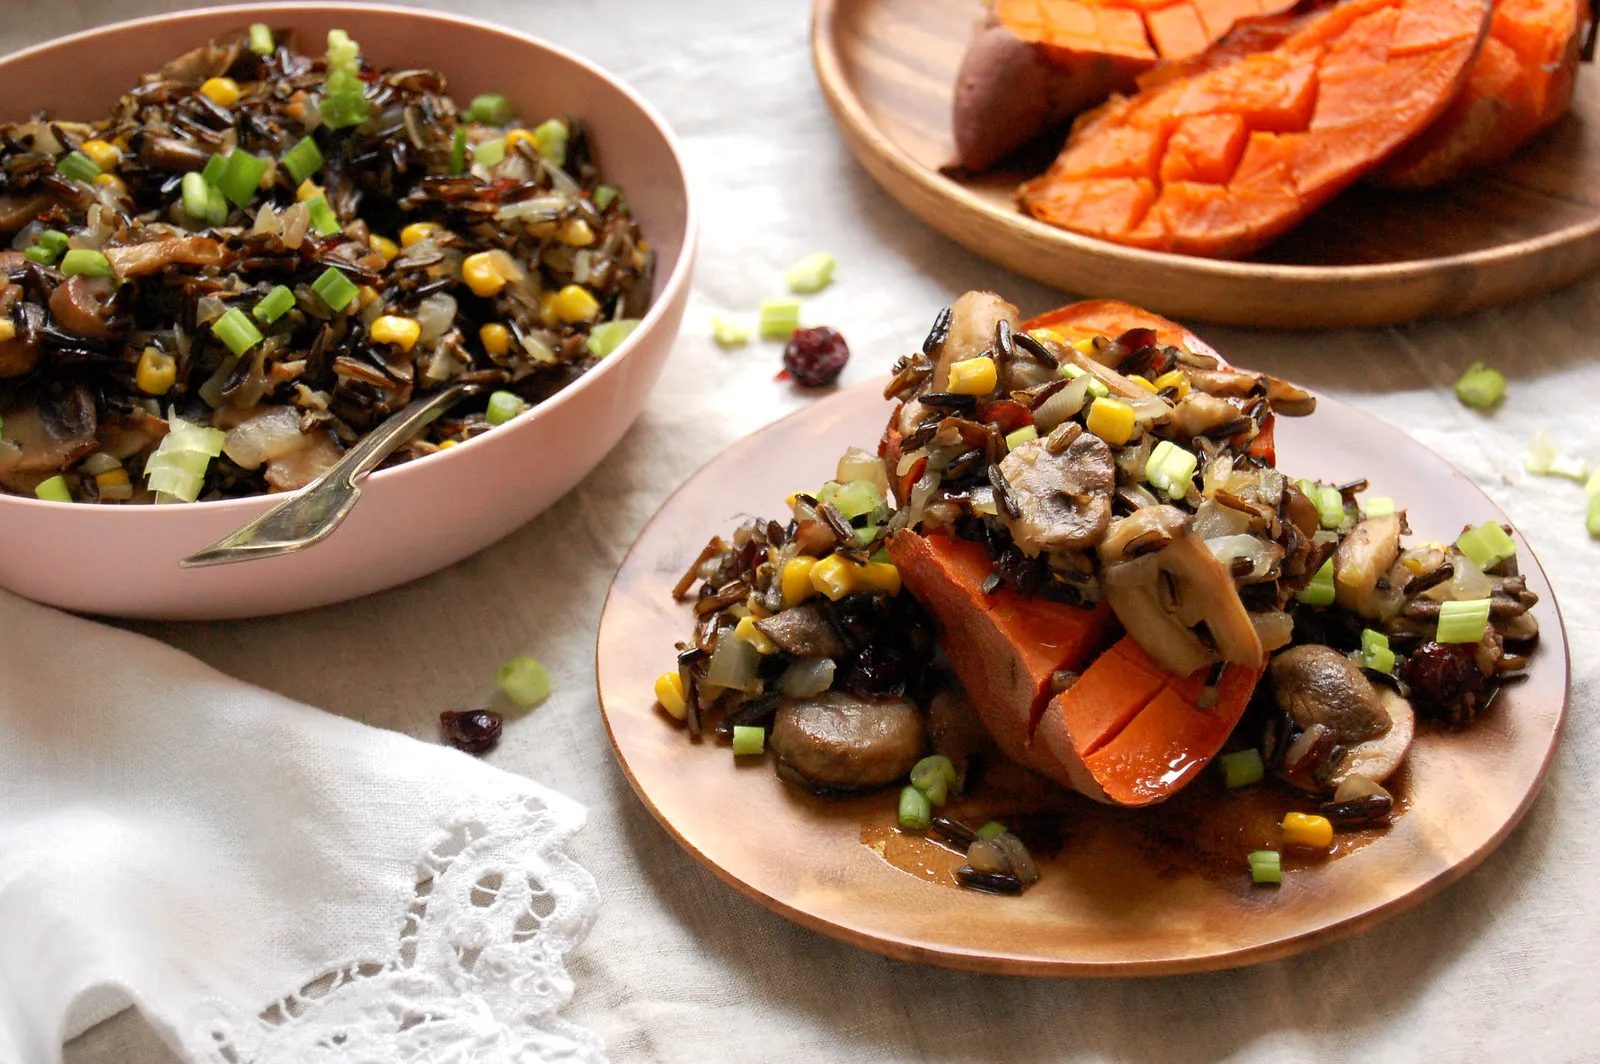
[414,293,458,342]
[1205,534,1273,580]
[496,656,551,707]
[836,445,890,496]
[778,657,835,697]
[493,194,567,223]
[1436,598,1491,644]
[223,406,312,470]
[705,633,761,692]
[1032,375,1091,434]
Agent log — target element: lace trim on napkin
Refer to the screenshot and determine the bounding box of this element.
[188,792,604,1064]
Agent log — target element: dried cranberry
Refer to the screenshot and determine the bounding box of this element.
[1398,642,1487,727]
[782,326,850,387]
[842,641,910,696]
[441,709,503,753]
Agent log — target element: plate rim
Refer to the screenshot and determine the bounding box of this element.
[808,0,1600,328]
[595,378,1571,975]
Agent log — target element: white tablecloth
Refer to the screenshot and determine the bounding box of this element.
[7,1,1594,1061]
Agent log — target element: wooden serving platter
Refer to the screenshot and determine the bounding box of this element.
[595,379,1569,975]
[812,0,1600,328]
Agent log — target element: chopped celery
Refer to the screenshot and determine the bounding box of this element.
[1587,467,1600,498]
[1315,486,1347,529]
[1454,361,1505,409]
[34,475,72,503]
[1436,598,1491,644]
[1146,439,1198,499]
[474,138,506,168]
[1547,453,1590,482]
[60,250,113,278]
[785,251,837,294]
[1364,495,1395,517]
[1296,559,1336,606]
[818,479,882,519]
[592,184,619,211]
[218,150,269,207]
[1006,425,1039,451]
[213,307,263,355]
[485,390,527,426]
[731,725,766,757]
[304,194,341,236]
[56,151,101,183]
[465,93,515,125]
[248,23,275,56]
[1589,497,1600,538]
[711,315,751,347]
[449,128,467,175]
[897,786,931,831]
[1060,361,1110,398]
[326,29,360,72]
[252,285,296,324]
[531,119,568,166]
[976,821,1006,840]
[1219,748,1264,789]
[585,319,639,358]
[1249,850,1282,885]
[855,525,879,547]
[280,136,324,184]
[1456,521,1517,571]
[758,299,801,340]
[311,267,358,311]
[201,153,228,185]
[496,656,550,707]
[1359,629,1395,674]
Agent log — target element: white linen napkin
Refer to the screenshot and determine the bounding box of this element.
[0,588,604,1064]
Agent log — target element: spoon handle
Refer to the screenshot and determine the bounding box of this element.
[179,382,479,569]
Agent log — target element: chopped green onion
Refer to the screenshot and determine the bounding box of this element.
[1454,361,1506,409]
[23,246,56,266]
[1587,466,1600,498]
[213,307,263,356]
[1436,598,1491,644]
[304,194,341,236]
[34,475,72,503]
[1364,495,1395,517]
[909,755,958,807]
[897,786,932,831]
[531,119,568,167]
[1145,439,1198,499]
[60,249,112,278]
[485,389,527,426]
[280,136,325,184]
[473,138,506,169]
[1219,748,1265,788]
[37,230,69,257]
[785,251,837,294]
[449,128,467,175]
[326,29,360,72]
[1359,628,1395,674]
[1547,453,1590,482]
[181,171,214,224]
[248,23,275,56]
[710,315,751,347]
[592,184,618,211]
[1061,362,1109,397]
[1456,521,1517,572]
[218,150,270,208]
[1588,497,1600,538]
[1005,425,1039,452]
[465,93,515,125]
[1248,849,1282,885]
[731,725,766,757]
[252,285,296,324]
[1525,430,1558,475]
[496,656,551,707]
[855,525,880,547]
[976,821,1006,840]
[56,150,101,183]
[200,152,228,185]
[311,267,359,312]
[758,299,801,340]
[585,319,639,358]
[320,67,370,129]
[1315,486,1347,529]
[1296,558,1336,606]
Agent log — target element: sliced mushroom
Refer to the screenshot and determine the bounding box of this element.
[1270,645,1391,743]
[0,390,99,493]
[263,428,341,491]
[929,290,1017,393]
[1334,514,1402,614]
[0,285,38,378]
[0,194,50,234]
[1334,690,1413,786]
[1099,504,1190,562]
[48,275,116,338]
[755,603,846,659]
[1101,554,1213,676]
[1264,375,1316,416]
[1157,531,1264,669]
[104,235,227,278]
[769,691,925,794]
[926,683,994,780]
[997,433,1114,555]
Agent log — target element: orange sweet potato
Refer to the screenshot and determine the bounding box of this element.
[886,530,1114,772]
[1375,0,1587,186]
[1016,0,1495,257]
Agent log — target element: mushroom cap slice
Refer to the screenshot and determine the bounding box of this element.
[769,692,925,793]
[1270,644,1391,743]
[1333,689,1414,786]
[998,433,1114,556]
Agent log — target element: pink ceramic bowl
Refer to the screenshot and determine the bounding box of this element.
[0,4,696,620]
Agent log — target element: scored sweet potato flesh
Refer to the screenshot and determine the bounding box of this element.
[1375,0,1585,186]
[1016,0,1495,257]
[995,0,1302,66]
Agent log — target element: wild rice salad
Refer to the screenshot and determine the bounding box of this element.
[0,24,651,503]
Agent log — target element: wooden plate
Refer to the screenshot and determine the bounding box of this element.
[811,0,1600,328]
[595,379,1568,975]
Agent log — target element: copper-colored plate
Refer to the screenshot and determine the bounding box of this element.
[811,0,1600,328]
[596,380,1568,974]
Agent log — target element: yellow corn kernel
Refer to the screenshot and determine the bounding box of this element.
[734,616,779,655]
[462,251,511,298]
[0,319,15,343]
[369,234,399,264]
[1071,337,1099,358]
[135,346,176,395]
[400,221,442,248]
[857,562,901,596]
[356,285,381,309]
[296,178,324,202]
[370,315,422,352]
[95,468,130,489]
[93,173,127,194]
[781,556,819,607]
[1152,369,1191,398]
[437,439,458,450]
[1026,327,1066,346]
[1281,812,1334,850]
[809,554,858,601]
[653,671,688,720]
[1127,374,1158,393]
[557,217,595,247]
[79,139,120,171]
[551,283,600,323]
[200,77,241,107]
[945,355,997,396]
[111,135,131,152]
[537,290,560,326]
[1086,397,1135,446]
[479,322,512,356]
[504,128,536,151]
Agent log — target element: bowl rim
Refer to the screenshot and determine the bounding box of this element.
[0,1,698,517]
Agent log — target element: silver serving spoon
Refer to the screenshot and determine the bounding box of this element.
[179,381,480,569]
